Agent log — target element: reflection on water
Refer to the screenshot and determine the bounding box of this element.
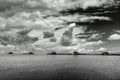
[0,55,120,80]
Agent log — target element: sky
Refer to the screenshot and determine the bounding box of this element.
[0,0,120,54]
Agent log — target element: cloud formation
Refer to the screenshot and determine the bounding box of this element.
[60,23,75,46]
[49,37,57,42]
[43,31,54,38]
[96,47,107,52]
[0,28,38,46]
[108,33,120,41]
[0,0,119,53]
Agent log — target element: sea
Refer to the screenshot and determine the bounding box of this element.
[0,55,120,80]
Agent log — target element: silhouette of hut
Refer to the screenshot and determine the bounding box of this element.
[28,52,34,55]
[102,52,109,55]
[8,52,14,54]
[23,52,34,55]
[73,51,79,55]
[48,51,57,55]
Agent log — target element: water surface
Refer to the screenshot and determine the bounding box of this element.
[0,55,120,80]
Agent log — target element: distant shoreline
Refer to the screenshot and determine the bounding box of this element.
[47,53,120,56]
[0,53,120,56]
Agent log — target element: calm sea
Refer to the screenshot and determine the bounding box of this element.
[0,55,120,80]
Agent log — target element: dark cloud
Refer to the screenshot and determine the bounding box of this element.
[75,31,104,41]
[17,28,33,36]
[60,0,120,15]
[60,26,74,46]
[43,31,54,38]
[49,37,57,42]
[59,0,120,31]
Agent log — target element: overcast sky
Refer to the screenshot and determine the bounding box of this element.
[0,0,120,54]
